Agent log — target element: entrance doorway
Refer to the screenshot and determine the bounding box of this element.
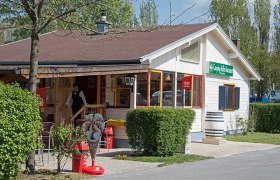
[76,76,97,104]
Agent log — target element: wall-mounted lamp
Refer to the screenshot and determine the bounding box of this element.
[125,76,135,86]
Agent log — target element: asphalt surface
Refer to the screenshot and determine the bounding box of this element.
[96,147,280,180]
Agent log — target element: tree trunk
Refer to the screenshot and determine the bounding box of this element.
[57,145,61,173]
[26,33,40,173]
[28,33,39,93]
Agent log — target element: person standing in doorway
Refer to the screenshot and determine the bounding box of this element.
[65,83,87,127]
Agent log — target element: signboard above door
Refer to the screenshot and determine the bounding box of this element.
[208,61,233,77]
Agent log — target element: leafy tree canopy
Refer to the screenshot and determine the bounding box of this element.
[0,0,134,41]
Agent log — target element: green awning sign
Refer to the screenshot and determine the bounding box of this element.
[208,61,233,77]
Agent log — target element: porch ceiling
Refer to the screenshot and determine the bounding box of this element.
[20,64,149,78]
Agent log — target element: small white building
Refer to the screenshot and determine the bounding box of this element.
[0,23,261,146]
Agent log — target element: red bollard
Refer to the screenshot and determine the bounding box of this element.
[102,127,114,149]
[72,142,89,173]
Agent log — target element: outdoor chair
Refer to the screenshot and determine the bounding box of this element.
[98,121,110,153]
[38,122,55,164]
[36,134,44,165]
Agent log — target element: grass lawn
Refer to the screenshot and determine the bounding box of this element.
[225,132,280,145]
[116,154,212,167]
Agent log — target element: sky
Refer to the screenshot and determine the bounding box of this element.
[133,0,279,25]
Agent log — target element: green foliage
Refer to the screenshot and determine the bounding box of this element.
[249,103,280,133]
[140,0,158,27]
[210,0,258,59]
[253,0,272,98]
[126,107,195,156]
[235,115,249,135]
[51,124,86,173]
[210,0,280,98]
[254,0,271,50]
[272,2,280,88]
[0,82,41,179]
[0,0,134,41]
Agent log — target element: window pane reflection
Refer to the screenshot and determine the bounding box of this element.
[162,72,174,106]
[150,72,161,106]
[177,73,184,107]
[193,76,201,107]
[136,73,148,106]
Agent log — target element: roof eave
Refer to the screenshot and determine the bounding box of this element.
[140,23,218,63]
[215,25,262,81]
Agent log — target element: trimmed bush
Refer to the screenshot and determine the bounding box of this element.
[250,103,280,133]
[126,107,195,156]
[0,83,41,179]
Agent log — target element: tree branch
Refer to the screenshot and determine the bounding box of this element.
[37,9,76,34]
[20,0,36,21]
[37,0,100,34]
[57,18,97,33]
[184,10,209,24]
[168,3,196,25]
[37,0,45,19]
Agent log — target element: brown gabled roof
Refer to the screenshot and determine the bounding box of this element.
[0,23,213,64]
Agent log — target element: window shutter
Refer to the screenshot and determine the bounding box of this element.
[235,87,240,110]
[219,86,226,110]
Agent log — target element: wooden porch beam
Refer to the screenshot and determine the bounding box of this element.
[21,69,149,79]
[20,64,149,78]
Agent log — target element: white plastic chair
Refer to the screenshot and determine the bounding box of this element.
[36,135,44,165]
[41,122,55,163]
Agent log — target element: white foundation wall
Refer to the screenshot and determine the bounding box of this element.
[205,32,250,131]
[191,109,202,132]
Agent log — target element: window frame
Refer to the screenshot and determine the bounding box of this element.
[136,73,149,107]
[180,41,200,63]
[149,70,163,107]
[219,83,240,111]
[176,73,203,109]
[162,72,175,107]
[192,75,202,108]
[225,84,235,110]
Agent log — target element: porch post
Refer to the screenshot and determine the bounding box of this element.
[130,75,137,109]
[97,75,101,104]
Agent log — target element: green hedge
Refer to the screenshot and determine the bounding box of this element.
[0,83,41,179]
[126,107,195,156]
[250,103,280,133]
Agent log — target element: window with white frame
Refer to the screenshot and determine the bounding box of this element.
[180,42,200,63]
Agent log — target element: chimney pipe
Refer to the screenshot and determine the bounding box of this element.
[101,10,107,21]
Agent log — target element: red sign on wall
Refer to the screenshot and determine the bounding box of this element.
[181,76,192,90]
[37,87,47,111]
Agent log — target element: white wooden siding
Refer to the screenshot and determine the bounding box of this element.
[204,32,250,131]
[149,44,203,75]
[191,109,202,132]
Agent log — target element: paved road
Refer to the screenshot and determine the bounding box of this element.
[96,147,280,180]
